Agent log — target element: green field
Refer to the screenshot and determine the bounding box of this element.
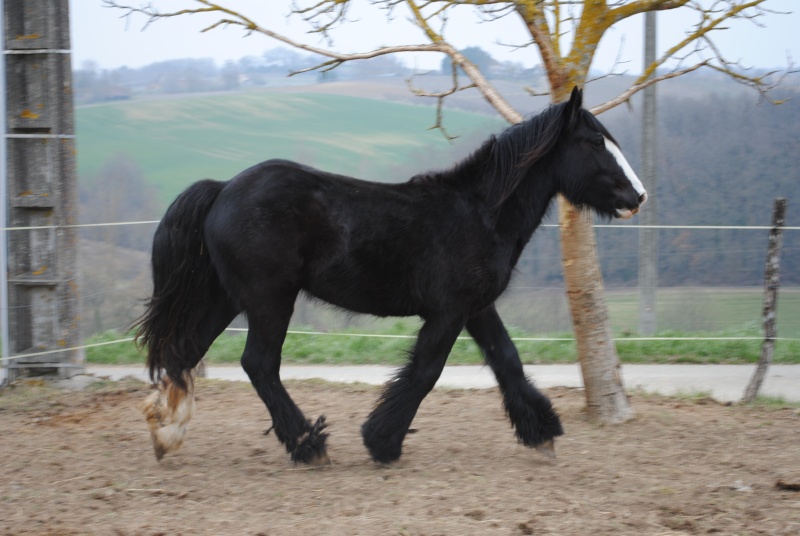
[86,287,800,366]
[76,91,502,205]
[603,287,800,338]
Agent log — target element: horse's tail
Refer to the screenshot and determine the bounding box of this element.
[135,179,226,390]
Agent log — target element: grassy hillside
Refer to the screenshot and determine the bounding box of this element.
[76,91,502,206]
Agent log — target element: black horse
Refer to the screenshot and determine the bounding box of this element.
[137,87,646,465]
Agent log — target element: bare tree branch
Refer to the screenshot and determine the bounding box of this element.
[291,0,350,40]
[514,3,568,94]
[103,0,793,118]
[104,0,445,63]
[572,0,794,107]
[589,60,709,115]
[403,0,523,122]
[406,62,475,140]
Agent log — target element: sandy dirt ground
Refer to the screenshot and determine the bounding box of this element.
[1,378,799,535]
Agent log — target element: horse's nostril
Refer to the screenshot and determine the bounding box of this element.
[638,192,648,205]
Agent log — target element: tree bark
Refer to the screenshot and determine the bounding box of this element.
[559,198,634,422]
[551,77,634,424]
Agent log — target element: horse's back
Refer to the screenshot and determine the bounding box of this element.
[202,160,414,304]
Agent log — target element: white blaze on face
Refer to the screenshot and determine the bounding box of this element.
[603,137,647,214]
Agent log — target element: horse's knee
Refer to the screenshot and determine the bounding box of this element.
[240,348,278,382]
[141,372,196,461]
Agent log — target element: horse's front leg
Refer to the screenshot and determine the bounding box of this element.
[466,305,563,456]
[361,315,464,463]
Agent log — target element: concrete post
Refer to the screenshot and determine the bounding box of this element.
[3,0,82,380]
[638,11,658,336]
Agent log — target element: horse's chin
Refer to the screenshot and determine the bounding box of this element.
[614,207,639,219]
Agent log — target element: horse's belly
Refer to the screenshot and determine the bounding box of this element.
[303,260,505,319]
[304,283,419,318]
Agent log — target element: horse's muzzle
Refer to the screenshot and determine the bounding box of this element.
[615,192,647,219]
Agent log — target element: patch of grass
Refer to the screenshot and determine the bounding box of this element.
[745,395,800,409]
[84,331,142,364]
[614,326,800,364]
[82,324,800,366]
[670,389,716,402]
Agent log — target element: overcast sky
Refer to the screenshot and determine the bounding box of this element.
[71,1,797,74]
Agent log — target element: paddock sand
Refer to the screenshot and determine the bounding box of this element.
[1,378,799,535]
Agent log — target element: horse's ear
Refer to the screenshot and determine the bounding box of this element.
[569,86,583,108]
[565,86,583,125]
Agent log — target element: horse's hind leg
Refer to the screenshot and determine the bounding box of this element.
[362,315,464,463]
[466,305,563,456]
[241,294,329,465]
[142,302,238,460]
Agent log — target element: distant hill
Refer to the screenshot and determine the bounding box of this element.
[75,90,502,207]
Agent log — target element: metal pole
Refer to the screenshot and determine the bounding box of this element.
[0,0,9,386]
[638,11,658,336]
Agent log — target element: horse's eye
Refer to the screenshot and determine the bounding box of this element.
[592,134,605,147]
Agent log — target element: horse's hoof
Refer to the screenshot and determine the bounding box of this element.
[153,442,167,462]
[141,381,195,461]
[364,441,402,464]
[535,439,556,459]
[292,447,331,466]
[308,452,332,466]
[361,422,403,464]
[291,415,330,465]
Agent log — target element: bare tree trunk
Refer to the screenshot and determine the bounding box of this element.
[559,197,634,423]
[743,198,788,403]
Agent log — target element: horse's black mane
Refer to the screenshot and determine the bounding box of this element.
[409,100,572,208]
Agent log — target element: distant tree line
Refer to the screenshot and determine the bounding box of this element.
[440,46,540,82]
[74,46,539,104]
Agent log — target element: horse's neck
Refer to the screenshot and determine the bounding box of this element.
[485,161,558,251]
[444,142,557,252]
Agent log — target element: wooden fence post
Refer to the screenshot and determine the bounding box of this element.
[742,198,788,403]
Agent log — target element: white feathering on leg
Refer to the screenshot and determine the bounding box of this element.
[141,372,196,460]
